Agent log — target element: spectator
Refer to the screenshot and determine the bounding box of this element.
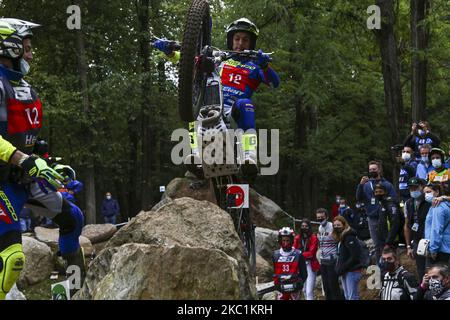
[380,247,418,300]
[293,218,320,300]
[272,227,308,300]
[331,195,341,220]
[415,144,433,180]
[446,145,450,168]
[101,192,120,224]
[353,202,371,240]
[403,177,430,280]
[337,198,355,230]
[423,184,450,266]
[398,146,418,202]
[316,208,344,300]
[332,216,363,300]
[374,183,401,261]
[356,160,397,261]
[415,264,450,300]
[428,148,449,187]
[404,121,441,160]
[19,207,32,233]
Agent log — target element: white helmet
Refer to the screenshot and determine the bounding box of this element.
[0,18,41,39]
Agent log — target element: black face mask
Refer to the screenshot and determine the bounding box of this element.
[301,229,309,237]
[333,227,343,234]
[380,261,396,272]
[375,194,385,201]
[369,171,378,178]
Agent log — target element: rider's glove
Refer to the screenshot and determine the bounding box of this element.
[52,164,76,182]
[256,49,270,69]
[153,38,174,55]
[19,155,65,189]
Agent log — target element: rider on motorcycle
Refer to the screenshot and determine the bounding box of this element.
[272,227,308,300]
[153,18,280,176]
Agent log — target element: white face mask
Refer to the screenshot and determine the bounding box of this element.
[425,193,434,203]
[19,59,30,76]
[418,129,425,136]
[421,156,429,163]
[401,152,411,161]
[106,195,111,200]
[432,159,442,168]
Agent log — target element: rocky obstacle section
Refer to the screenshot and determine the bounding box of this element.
[163,176,287,229]
[73,197,257,300]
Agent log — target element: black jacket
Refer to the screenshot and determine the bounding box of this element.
[335,229,362,276]
[377,198,401,246]
[404,196,431,242]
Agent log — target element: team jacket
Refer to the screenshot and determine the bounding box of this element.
[380,266,418,300]
[293,233,320,272]
[0,65,42,162]
[165,51,280,113]
[272,247,308,286]
[218,58,279,112]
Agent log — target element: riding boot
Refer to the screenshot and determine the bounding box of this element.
[241,133,258,177]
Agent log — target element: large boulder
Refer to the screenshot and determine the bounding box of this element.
[250,189,287,229]
[34,226,59,251]
[34,226,93,257]
[74,197,256,300]
[256,254,273,283]
[18,236,54,288]
[255,227,278,262]
[75,243,241,299]
[163,177,217,204]
[81,224,117,244]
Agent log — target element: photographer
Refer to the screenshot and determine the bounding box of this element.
[404,121,441,161]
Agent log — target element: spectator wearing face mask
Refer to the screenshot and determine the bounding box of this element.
[316,208,344,300]
[415,144,433,180]
[380,247,418,300]
[415,264,450,300]
[403,177,430,280]
[331,195,341,220]
[333,216,363,300]
[101,192,120,224]
[374,184,401,262]
[428,148,450,187]
[337,198,356,230]
[423,184,450,266]
[398,146,418,202]
[404,121,441,160]
[293,218,320,300]
[356,160,397,261]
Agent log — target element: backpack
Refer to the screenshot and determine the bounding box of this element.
[357,238,371,268]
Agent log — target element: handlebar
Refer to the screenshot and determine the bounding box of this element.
[151,36,181,52]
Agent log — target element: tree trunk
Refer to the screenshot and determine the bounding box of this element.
[375,0,405,145]
[410,0,429,122]
[75,3,96,224]
[137,0,153,211]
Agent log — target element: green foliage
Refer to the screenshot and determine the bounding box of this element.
[1,0,447,217]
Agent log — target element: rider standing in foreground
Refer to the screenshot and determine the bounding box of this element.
[0,20,85,299]
[153,18,280,176]
[272,227,308,300]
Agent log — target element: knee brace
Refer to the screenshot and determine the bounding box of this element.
[54,199,84,256]
[0,243,25,300]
